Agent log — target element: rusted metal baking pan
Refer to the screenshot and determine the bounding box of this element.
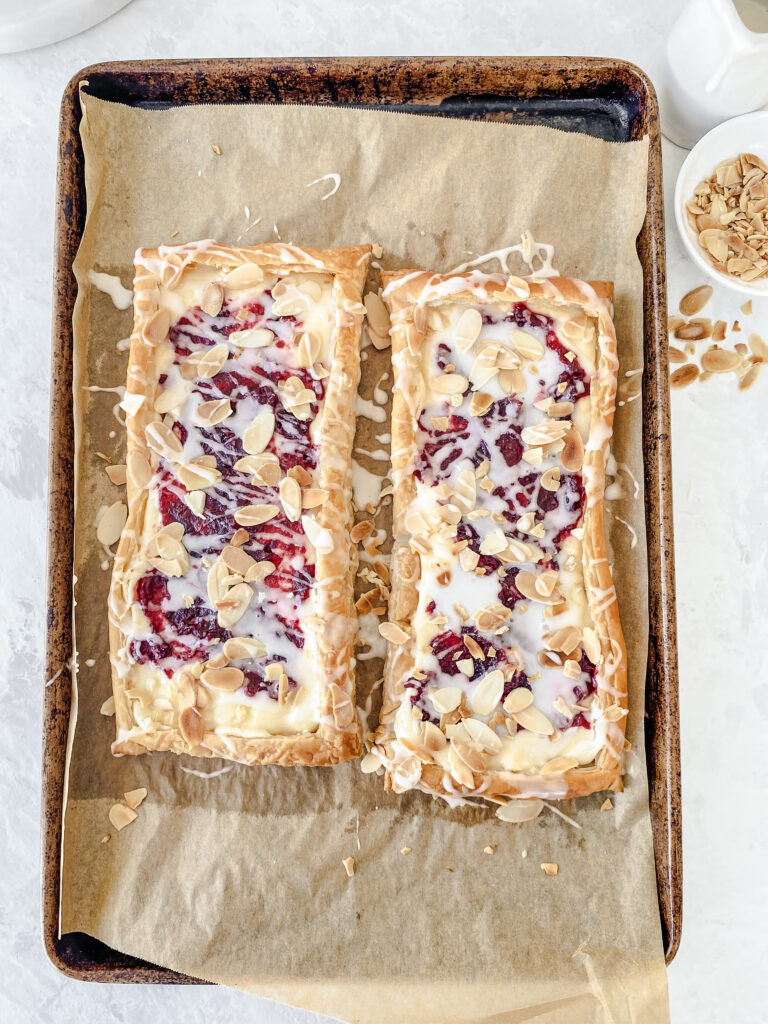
[43,56,680,982]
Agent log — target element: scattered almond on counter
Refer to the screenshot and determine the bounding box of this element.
[342,856,356,877]
[540,862,559,876]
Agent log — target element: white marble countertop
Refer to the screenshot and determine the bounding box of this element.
[1,1,766,1021]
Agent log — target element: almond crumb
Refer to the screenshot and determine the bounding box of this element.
[521,849,527,859]
[342,856,355,877]
[124,787,147,810]
[100,834,111,844]
[540,862,559,876]
[600,798,613,812]
[400,847,412,855]
[211,143,222,155]
[483,845,495,855]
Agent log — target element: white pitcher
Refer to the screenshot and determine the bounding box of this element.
[660,0,768,148]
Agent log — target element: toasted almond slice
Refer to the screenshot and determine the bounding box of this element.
[301,514,333,554]
[512,704,555,735]
[223,636,267,659]
[469,669,505,715]
[364,290,389,333]
[430,686,462,714]
[670,363,699,389]
[540,466,560,492]
[202,666,245,691]
[547,401,574,418]
[541,756,580,775]
[289,465,314,487]
[462,716,503,753]
[221,544,256,576]
[302,487,330,509]
[201,282,224,316]
[668,346,687,364]
[234,503,280,527]
[109,804,138,831]
[145,420,183,460]
[448,744,478,788]
[279,476,302,522]
[142,308,171,347]
[179,706,204,746]
[97,501,127,545]
[431,373,468,395]
[749,332,768,362]
[603,703,629,722]
[100,696,115,716]
[177,457,222,492]
[342,856,356,877]
[679,284,713,317]
[469,391,493,416]
[225,263,264,290]
[503,687,533,714]
[510,328,544,361]
[560,424,584,472]
[521,420,570,447]
[216,581,253,628]
[245,559,276,584]
[191,343,230,379]
[495,799,543,822]
[297,330,322,368]
[454,307,483,350]
[739,363,763,391]
[540,862,559,876]
[105,463,127,485]
[379,622,409,644]
[360,751,383,774]
[515,571,562,605]
[124,787,148,809]
[230,326,274,348]
[127,451,152,490]
[534,570,558,597]
[243,409,275,455]
[701,347,741,373]
[546,625,581,655]
[194,398,232,426]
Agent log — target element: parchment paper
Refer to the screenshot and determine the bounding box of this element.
[60,91,669,1024]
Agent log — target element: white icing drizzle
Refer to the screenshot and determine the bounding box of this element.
[87,269,133,310]
[356,395,387,423]
[450,231,559,278]
[305,173,341,200]
[352,460,387,510]
[611,513,638,549]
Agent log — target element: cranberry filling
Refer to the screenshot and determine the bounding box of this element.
[131,292,322,692]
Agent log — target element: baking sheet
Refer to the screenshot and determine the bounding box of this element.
[59,92,669,1023]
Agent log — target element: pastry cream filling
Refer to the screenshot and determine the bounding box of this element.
[113,260,341,739]
[386,289,617,784]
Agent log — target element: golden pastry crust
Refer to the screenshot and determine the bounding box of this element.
[109,242,370,766]
[374,270,628,803]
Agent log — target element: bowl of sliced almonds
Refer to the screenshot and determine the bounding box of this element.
[675,111,768,295]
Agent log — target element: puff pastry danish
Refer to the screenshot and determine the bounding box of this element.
[109,241,370,765]
[372,270,628,803]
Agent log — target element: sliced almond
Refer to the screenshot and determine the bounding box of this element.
[739,363,763,391]
[540,862,559,876]
[679,284,713,317]
[495,799,543,822]
[469,391,493,416]
[514,571,562,605]
[511,704,555,736]
[223,636,267,660]
[201,667,245,692]
[100,696,115,717]
[200,282,224,317]
[540,466,560,492]
[145,420,183,461]
[179,706,204,746]
[541,756,580,775]
[245,560,276,583]
[225,263,264,290]
[221,544,256,576]
[109,804,138,831]
[447,744,478,788]
[670,363,699,389]
[236,503,284,528]
[503,687,533,714]
[194,398,232,426]
[216,581,253,628]
[105,463,127,486]
[560,425,584,472]
[749,333,768,362]
[141,308,171,347]
[454,307,483,350]
[342,856,356,877]
[510,329,544,361]
[469,669,505,715]
[243,409,275,455]
[187,343,229,379]
[301,514,333,554]
[302,487,330,509]
[701,347,741,373]
[431,373,468,395]
[379,622,409,644]
[279,476,302,522]
[430,686,462,714]
[230,326,274,348]
[177,456,222,492]
[96,501,127,546]
[521,420,570,447]
[364,291,390,335]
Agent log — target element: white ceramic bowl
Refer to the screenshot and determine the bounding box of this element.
[674,110,768,296]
